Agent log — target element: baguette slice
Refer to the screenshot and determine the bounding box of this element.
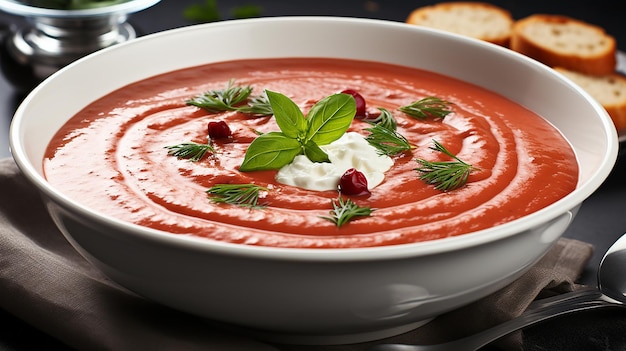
[511,14,617,75]
[406,2,513,46]
[555,67,626,131]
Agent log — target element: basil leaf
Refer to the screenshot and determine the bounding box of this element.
[266,90,307,139]
[238,91,357,172]
[239,132,302,171]
[305,93,355,145]
[303,140,330,163]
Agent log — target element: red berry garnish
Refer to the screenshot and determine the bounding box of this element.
[341,89,367,118]
[208,121,232,139]
[339,168,370,196]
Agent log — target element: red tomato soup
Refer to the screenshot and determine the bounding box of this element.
[43,58,578,248]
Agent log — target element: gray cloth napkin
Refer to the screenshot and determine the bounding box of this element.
[0,157,592,351]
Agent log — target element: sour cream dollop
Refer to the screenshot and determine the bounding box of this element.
[275,132,394,191]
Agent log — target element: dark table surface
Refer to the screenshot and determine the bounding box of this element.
[1,0,626,350]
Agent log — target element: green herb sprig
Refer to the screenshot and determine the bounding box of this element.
[235,93,273,116]
[206,183,268,208]
[364,107,398,131]
[187,80,273,116]
[187,80,252,112]
[365,123,413,156]
[399,97,454,120]
[165,142,215,162]
[239,90,355,171]
[320,196,373,227]
[415,140,476,191]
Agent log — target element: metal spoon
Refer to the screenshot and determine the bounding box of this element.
[370,233,626,351]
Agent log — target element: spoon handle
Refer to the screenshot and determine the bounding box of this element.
[526,286,602,310]
[371,288,620,351]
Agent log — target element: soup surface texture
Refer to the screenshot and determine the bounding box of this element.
[43,58,578,248]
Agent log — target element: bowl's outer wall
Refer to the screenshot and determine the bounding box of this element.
[45,197,576,341]
[10,18,617,342]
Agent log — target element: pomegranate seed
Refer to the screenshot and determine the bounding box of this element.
[341,89,367,118]
[339,168,370,196]
[208,121,232,139]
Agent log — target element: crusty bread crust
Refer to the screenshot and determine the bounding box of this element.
[511,15,617,75]
[555,67,626,131]
[406,2,513,46]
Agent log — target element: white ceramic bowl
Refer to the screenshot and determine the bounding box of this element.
[9,17,618,344]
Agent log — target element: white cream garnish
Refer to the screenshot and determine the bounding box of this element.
[275,132,394,191]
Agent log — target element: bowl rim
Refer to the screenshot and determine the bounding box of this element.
[9,16,619,262]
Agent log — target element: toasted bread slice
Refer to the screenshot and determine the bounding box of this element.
[511,15,617,75]
[406,2,513,46]
[555,67,626,131]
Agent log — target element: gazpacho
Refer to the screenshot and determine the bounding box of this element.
[43,58,578,248]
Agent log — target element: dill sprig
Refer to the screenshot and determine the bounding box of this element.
[165,142,215,162]
[320,196,373,227]
[364,107,398,131]
[206,183,268,208]
[186,80,273,116]
[186,80,253,113]
[415,140,476,191]
[235,93,273,116]
[365,123,413,156]
[399,97,454,120]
